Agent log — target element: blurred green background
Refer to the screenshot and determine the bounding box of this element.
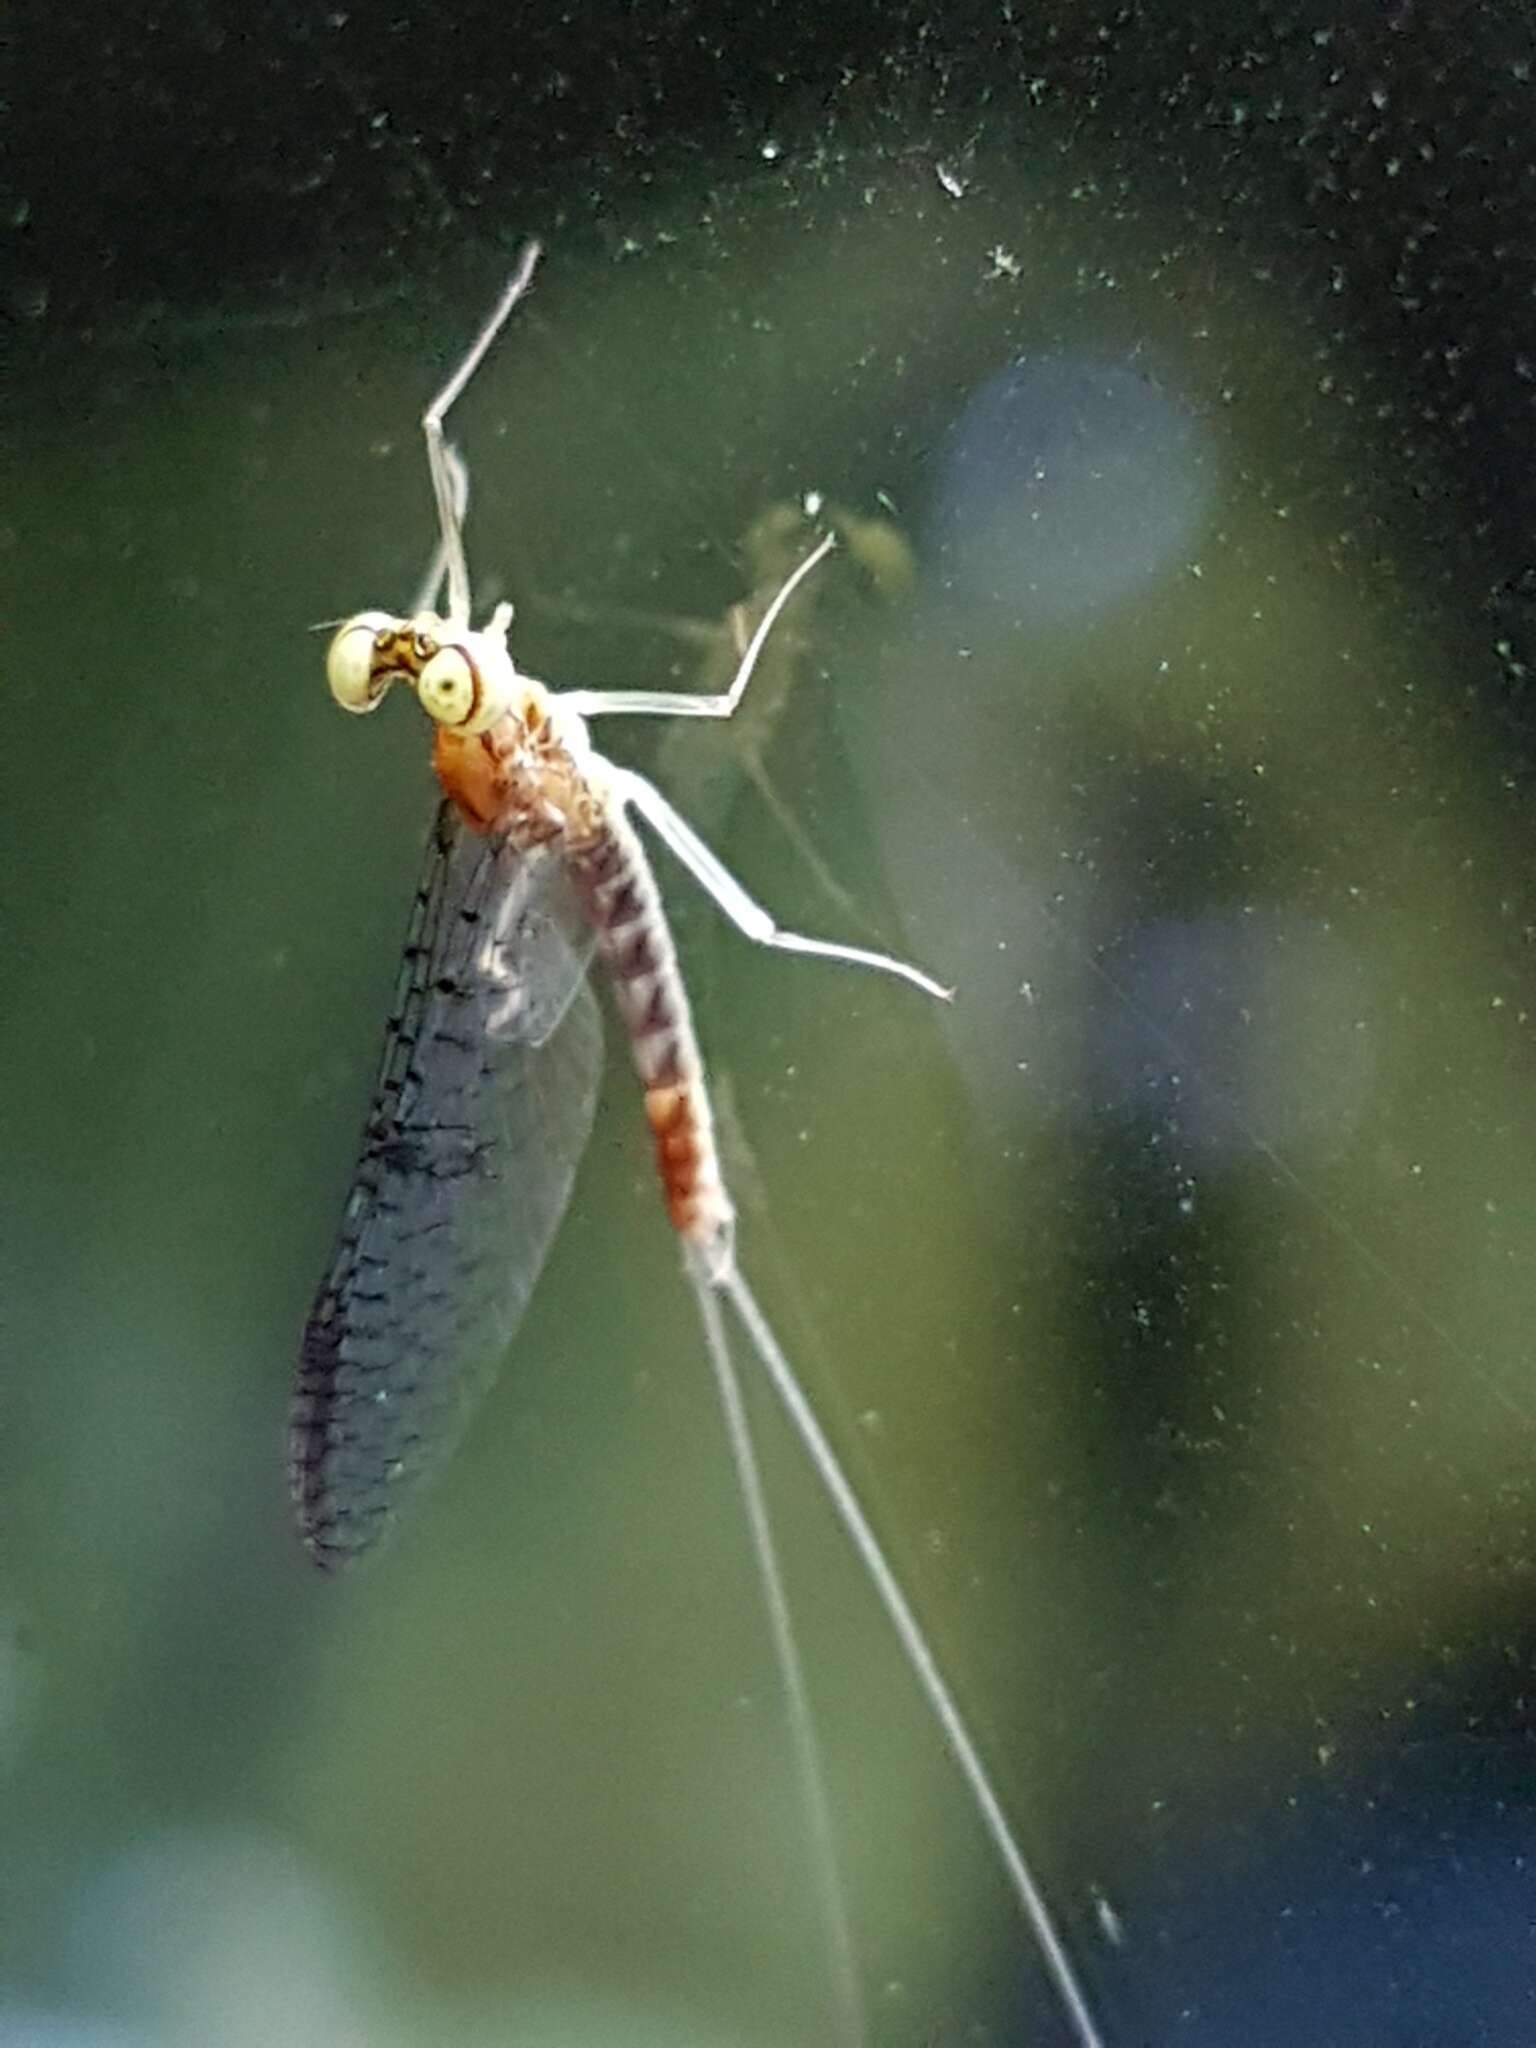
[5,6,1536,2044]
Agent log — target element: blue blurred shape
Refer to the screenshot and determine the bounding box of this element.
[929,352,1214,622]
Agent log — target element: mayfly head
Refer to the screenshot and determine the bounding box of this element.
[325,602,524,738]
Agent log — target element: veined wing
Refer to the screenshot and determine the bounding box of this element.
[291,803,603,1568]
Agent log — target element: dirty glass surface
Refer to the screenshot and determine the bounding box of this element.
[4,5,1536,2043]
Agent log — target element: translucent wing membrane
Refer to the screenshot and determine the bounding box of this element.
[291,804,603,1568]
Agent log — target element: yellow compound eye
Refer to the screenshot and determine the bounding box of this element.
[417,634,516,734]
[325,612,398,713]
[417,645,478,729]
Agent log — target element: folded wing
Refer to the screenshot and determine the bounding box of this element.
[291,803,603,1567]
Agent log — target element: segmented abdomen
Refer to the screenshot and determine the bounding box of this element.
[572,816,733,1256]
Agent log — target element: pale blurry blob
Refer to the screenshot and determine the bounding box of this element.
[928,353,1215,624]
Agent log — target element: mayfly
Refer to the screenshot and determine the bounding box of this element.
[293,240,1106,2048]
[528,492,917,924]
[654,495,917,924]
